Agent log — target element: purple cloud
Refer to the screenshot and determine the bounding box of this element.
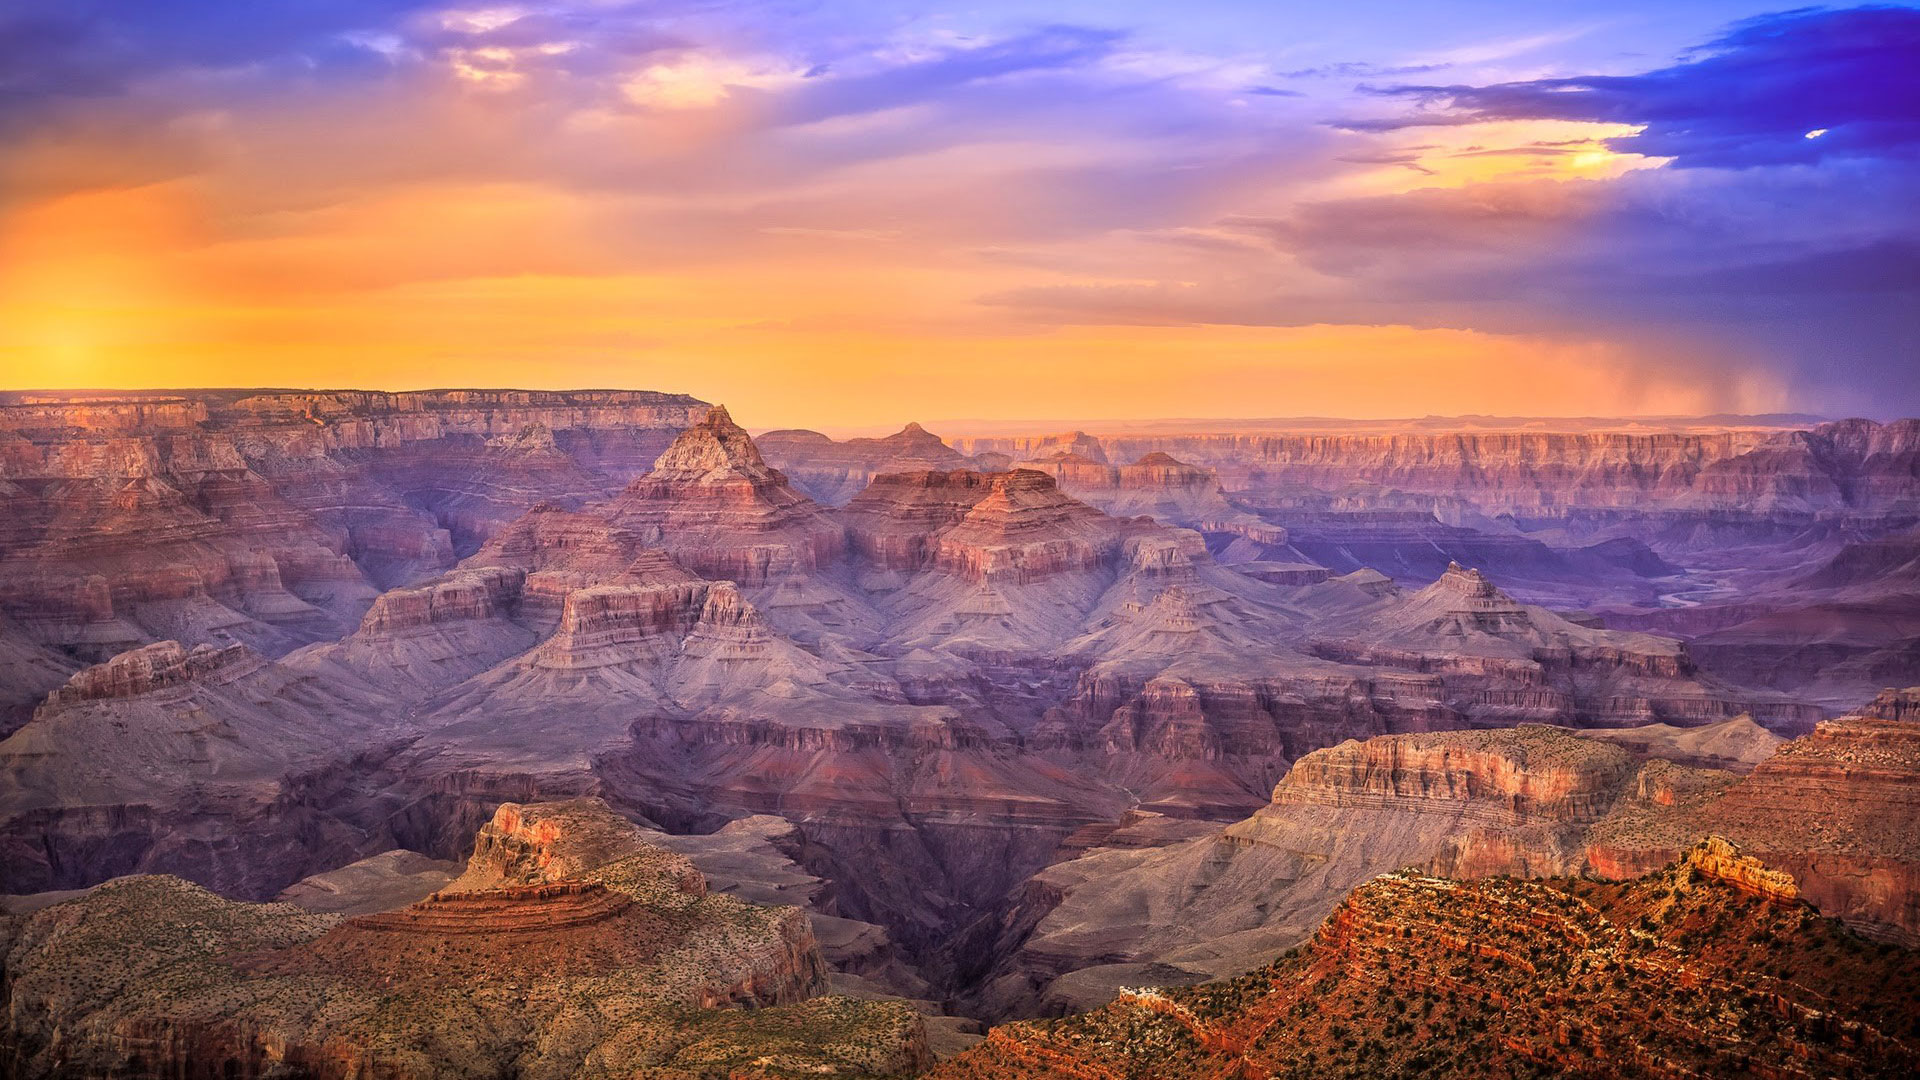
[1347,6,1920,168]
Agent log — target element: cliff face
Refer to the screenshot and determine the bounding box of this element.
[0,640,411,898]
[953,725,1642,1018]
[1588,694,1920,943]
[955,705,1920,1019]
[0,797,927,1080]
[10,398,1898,1021]
[934,845,1920,1080]
[1269,726,1637,824]
[0,389,706,669]
[952,419,1920,519]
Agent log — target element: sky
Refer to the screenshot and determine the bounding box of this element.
[0,1,1915,427]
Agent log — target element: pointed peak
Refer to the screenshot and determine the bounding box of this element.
[900,421,927,435]
[1131,451,1187,467]
[645,404,771,481]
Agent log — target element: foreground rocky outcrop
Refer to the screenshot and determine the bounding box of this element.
[933,841,1920,1079]
[1587,686,1920,944]
[0,798,928,1079]
[955,698,1920,1016]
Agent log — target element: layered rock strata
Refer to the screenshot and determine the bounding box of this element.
[607,406,845,584]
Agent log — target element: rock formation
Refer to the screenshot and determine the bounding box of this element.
[932,845,1920,1079]
[1310,562,1819,730]
[8,396,1919,1035]
[952,418,1920,521]
[957,695,1920,1016]
[0,641,406,897]
[0,797,928,1079]
[0,389,706,670]
[607,406,846,584]
[1587,689,1920,943]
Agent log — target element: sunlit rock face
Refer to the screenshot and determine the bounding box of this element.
[931,843,1920,1080]
[950,702,1920,1018]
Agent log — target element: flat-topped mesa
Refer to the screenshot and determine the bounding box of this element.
[1684,835,1801,903]
[842,468,1005,570]
[679,581,776,660]
[608,406,845,585]
[929,469,1130,583]
[355,566,525,634]
[533,582,710,669]
[462,505,692,628]
[1862,686,1920,724]
[465,503,649,574]
[46,640,256,705]
[1261,726,1637,826]
[454,798,708,896]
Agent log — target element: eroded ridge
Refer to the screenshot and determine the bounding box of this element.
[934,840,1920,1079]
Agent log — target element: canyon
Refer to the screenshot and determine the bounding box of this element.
[2,391,1917,1073]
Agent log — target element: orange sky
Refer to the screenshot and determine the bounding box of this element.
[0,4,1823,428]
[0,171,1778,429]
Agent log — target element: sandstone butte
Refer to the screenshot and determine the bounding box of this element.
[0,798,930,1080]
[931,839,1920,1080]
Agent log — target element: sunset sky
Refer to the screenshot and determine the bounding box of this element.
[1,2,1915,427]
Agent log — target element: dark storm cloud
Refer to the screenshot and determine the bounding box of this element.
[1346,6,1920,167]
